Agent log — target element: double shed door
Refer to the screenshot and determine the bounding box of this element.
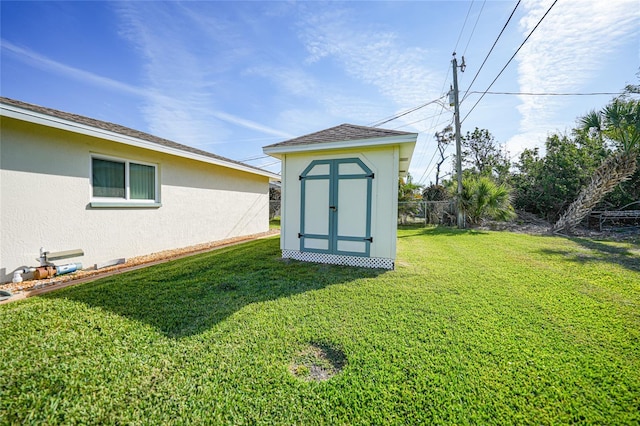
[299,158,373,257]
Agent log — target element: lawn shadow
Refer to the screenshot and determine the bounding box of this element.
[397,225,488,238]
[539,236,640,272]
[43,238,386,339]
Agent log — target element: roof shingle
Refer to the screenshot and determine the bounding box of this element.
[0,96,271,175]
[263,123,416,149]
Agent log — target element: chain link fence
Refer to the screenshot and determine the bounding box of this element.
[398,200,456,226]
[269,200,281,220]
[269,200,456,225]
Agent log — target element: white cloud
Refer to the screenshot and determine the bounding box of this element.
[1,37,291,145]
[297,7,441,110]
[245,63,394,133]
[111,2,445,149]
[1,39,152,99]
[514,0,639,139]
[505,131,552,157]
[114,2,292,145]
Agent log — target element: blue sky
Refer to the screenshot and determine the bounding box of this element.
[1,1,638,183]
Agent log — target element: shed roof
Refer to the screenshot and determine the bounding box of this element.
[0,97,280,180]
[263,123,416,149]
[263,123,417,176]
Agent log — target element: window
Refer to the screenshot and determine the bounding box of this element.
[91,156,159,206]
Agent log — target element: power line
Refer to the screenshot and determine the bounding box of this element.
[391,108,452,130]
[369,96,447,127]
[461,0,521,103]
[255,159,281,169]
[240,154,270,162]
[454,1,476,53]
[461,0,559,124]
[410,1,478,183]
[465,91,625,96]
[413,0,479,185]
[417,147,441,185]
[412,67,454,178]
[417,118,454,185]
[411,115,456,184]
[462,0,487,57]
[424,140,453,186]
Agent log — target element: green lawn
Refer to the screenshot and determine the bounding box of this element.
[1,228,638,424]
[269,217,281,230]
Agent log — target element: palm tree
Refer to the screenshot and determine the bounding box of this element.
[398,173,424,224]
[458,175,515,225]
[553,99,640,233]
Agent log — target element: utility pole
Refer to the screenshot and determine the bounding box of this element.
[451,52,465,228]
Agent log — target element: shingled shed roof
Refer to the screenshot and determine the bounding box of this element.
[263,123,416,149]
[263,123,417,177]
[0,96,279,179]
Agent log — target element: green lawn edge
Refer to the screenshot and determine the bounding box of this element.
[1,228,638,424]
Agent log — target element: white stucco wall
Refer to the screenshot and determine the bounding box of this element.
[280,146,399,260]
[0,117,270,283]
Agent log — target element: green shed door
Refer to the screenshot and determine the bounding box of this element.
[299,158,373,257]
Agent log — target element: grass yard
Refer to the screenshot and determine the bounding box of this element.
[1,228,638,424]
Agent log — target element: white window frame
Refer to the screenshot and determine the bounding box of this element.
[90,154,161,208]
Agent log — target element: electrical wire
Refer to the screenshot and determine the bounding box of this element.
[465,91,625,96]
[461,0,521,103]
[409,67,456,184]
[454,1,476,53]
[413,0,485,185]
[412,68,454,181]
[461,0,559,124]
[416,118,454,184]
[390,0,481,184]
[391,109,452,130]
[426,126,456,182]
[240,154,270,162]
[369,95,447,127]
[462,0,487,57]
[406,104,451,182]
[380,0,475,178]
[418,147,441,185]
[256,159,281,169]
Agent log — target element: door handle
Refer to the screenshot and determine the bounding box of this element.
[329,206,337,211]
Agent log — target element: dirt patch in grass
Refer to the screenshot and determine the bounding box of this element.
[290,342,346,382]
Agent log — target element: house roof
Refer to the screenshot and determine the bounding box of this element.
[0,96,280,180]
[262,123,418,177]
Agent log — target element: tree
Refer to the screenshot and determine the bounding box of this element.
[422,183,453,225]
[434,125,453,186]
[553,98,640,233]
[459,127,511,182]
[512,133,607,221]
[423,184,449,201]
[398,173,424,224]
[269,184,281,219]
[455,175,515,225]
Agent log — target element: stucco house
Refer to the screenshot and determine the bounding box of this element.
[263,124,417,269]
[0,97,279,283]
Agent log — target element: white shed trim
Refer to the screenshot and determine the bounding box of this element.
[264,124,418,270]
[263,134,415,178]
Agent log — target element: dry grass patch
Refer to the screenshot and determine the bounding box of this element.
[289,342,346,382]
